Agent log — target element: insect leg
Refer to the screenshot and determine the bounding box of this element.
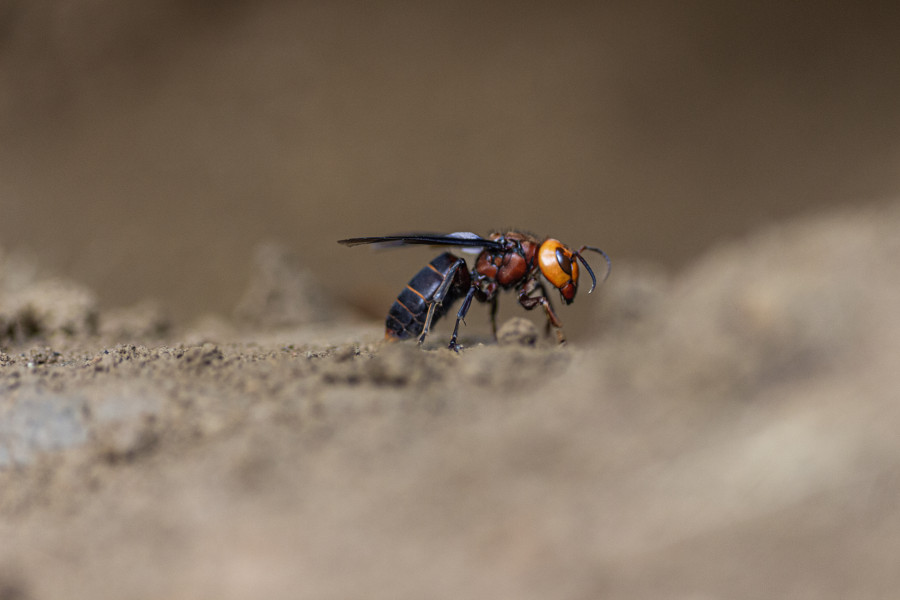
[535,280,555,337]
[518,277,566,344]
[418,302,439,344]
[447,284,478,352]
[489,295,499,340]
[418,257,468,345]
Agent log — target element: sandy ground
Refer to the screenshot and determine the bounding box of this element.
[2,199,899,599]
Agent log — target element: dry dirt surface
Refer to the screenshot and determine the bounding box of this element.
[2,201,900,599]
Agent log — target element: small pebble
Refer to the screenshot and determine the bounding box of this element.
[497,317,538,347]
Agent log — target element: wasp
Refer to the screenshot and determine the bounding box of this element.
[338,231,610,351]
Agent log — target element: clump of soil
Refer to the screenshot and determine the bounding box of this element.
[0,250,98,344]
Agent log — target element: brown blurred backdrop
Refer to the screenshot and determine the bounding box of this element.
[1,0,899,326]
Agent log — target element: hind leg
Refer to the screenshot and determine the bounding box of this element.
[418,257,469,345]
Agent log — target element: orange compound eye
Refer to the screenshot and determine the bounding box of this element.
[538,239,579,302]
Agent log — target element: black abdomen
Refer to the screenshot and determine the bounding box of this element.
[385,252,468,340]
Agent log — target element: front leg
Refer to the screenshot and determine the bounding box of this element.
[518,277,566,344]
[535,280,556,337]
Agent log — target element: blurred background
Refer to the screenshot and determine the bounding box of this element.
[1,0,899,327]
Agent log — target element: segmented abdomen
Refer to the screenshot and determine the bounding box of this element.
[385,252,466,340]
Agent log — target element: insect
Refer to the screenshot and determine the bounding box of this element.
[338,231,610,351]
